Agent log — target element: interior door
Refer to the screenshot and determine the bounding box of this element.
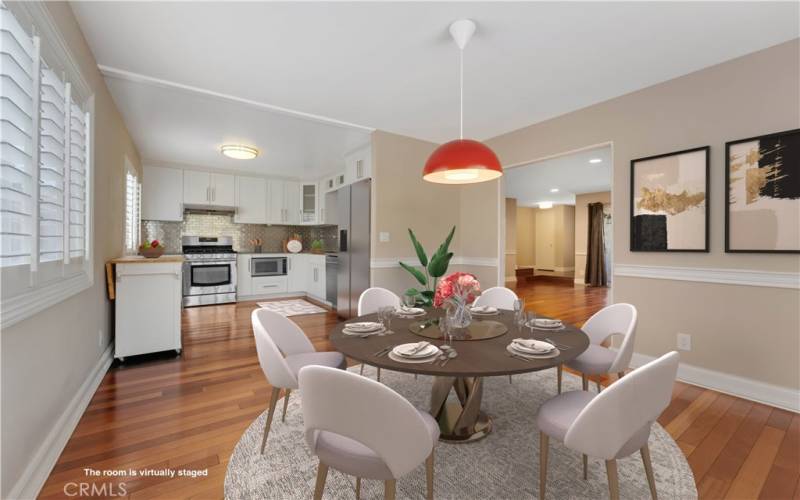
[535,209,556,270]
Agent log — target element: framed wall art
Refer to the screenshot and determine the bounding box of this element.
[726,128,800,253]
[630,146,709,252]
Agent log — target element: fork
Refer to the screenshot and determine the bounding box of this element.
[545,338,571,350]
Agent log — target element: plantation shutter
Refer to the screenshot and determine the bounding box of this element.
[68,101,87,258]
[38,62,66,263]
[0,3,36,266]
[124,169,140,254]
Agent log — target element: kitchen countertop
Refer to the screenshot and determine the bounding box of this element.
[110,255,185,264]
[237,252,334,256]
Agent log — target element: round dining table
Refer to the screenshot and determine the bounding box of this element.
[329,308,589,443]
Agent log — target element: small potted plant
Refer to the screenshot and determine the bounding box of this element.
[139,239,165,258]
[310,239,324,254]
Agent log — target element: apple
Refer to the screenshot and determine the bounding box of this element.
[151,240,160,248]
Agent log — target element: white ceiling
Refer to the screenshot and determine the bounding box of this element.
[504,146,612,207]
[104,75,371,178]
[71,2,798,177]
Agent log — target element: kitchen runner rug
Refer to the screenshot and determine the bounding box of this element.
[224,367,697,499]
[257,299,327,317]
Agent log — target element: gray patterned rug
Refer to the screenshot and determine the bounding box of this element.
[225,366,697,499]
[257,299,327,316]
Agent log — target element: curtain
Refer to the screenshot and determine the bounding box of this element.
[585,202,607,287]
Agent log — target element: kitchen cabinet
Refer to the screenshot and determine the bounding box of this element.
[287,253,308,292]
[234,176,268,224]
[267,180,285,224]
[345,145,372,184]
[285,181,302,225]
[142,166,183,221]
[301,183,318,224]
[183,170,235,208]
[236,255,252,296]
[322,175,336,193]
[322,191,337,225]
[308,255,326,300]
[114,260,182,360]
[252,275,288,295]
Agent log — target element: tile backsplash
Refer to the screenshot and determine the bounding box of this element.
[142,213,338,254]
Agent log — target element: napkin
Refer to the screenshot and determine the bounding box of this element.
[511,338,554,353]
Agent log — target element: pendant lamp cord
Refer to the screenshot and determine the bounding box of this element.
[459,48,464,140]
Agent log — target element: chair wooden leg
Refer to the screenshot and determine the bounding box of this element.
[313,462,329,500]
[582,454,588,480]
[618,371,625,380]
[595,380,602,393]
[384,479,396,500]
[641,445,658,500]
[260,387,281,454]
[557,365,563,394]
[509,374,513,384]
[539,432,549,500]
[426,450,434,500]
[281,389,291,422]
[415,373,418,380]
[377,367,382,382]
[360,364,365,375]
[605,459,619,500]
[355,477,361,500]
[581,373,588,391]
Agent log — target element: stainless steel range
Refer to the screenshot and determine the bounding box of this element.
[182,236,237,307]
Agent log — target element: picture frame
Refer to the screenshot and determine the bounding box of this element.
[630,146,710,252]
[725,128,800,253]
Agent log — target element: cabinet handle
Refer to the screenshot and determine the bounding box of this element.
[206,187,210,201]
[288,258,292,271]
[212,187,216,202]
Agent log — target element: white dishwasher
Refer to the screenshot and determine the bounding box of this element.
[114,257,183,361]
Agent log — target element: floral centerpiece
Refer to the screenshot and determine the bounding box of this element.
[434,272,480,328]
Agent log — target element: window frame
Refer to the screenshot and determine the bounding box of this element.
[1,2,95,329]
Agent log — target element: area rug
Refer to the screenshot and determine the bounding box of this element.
[224,367,697,499]
[257,299,327,316]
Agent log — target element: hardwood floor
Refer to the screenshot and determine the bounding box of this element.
[40,282,797,499]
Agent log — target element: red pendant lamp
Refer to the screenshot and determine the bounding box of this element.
[423,19,503,184]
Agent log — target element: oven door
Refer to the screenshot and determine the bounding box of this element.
[250,257,287,277]
[184,261,237,296]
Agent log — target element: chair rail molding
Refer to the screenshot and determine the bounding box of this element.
[614,264,800,289]
[8,343,114,499]
[370,256,499,268]
[628,352,800,413]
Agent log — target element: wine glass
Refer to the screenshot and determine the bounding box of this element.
[527,310,537,337]
[439,314,450,348]
[403,294,416,309]
[379,306,395,335]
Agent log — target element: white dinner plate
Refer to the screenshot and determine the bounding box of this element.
[511,339,555,354]
[343,327,386,336]
[533,318,563,328]
[507,344,560,359]
[393,342,438,358]
[388,350,441,364]
[343,322,383,333]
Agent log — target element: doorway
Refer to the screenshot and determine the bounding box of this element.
[500,144,613,288]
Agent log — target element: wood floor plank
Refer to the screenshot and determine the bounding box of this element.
[688,398,753,483]
[725,425,785,499]
[758,415,800,500]
[665,389,718,438]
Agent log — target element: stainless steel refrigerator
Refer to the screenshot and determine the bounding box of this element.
[336,179,371,319]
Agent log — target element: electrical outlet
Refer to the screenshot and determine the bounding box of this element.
[677,333,692,351]
[379,232,390,243]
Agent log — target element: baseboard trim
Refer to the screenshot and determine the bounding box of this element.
[629,352,799,413]
[504,276,517,283]
[614,264,800,289]
[574,278,585,285]
[8,343,114,499]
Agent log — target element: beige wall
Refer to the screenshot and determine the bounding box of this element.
[1,3,141,496]
[516,207,536,268]
[485,40,800,389]
[575,191,611,282]
[504,198,517,280]
[554,205,575,270]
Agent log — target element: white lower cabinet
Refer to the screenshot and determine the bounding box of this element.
[308,255,326,300]
[287,254,308,292]
[237,255,252,296]
[236,253,327,304]
[252,275,288,295]
[114,261,182,360]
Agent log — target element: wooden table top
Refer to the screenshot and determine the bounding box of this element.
[330,308,589,378]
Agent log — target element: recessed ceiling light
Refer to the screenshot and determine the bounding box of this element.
[221,144,259,160]
[539,201,553,209]
[550,188,559,193]
[589,158,603,164]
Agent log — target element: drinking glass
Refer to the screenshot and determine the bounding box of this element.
[379,306,395,335]
[403,294,416,309]
[527,310,537,337]
[439,314,450,348]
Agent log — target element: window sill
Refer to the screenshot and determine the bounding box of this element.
[1,272,93,330]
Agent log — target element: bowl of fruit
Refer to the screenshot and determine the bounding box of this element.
[138,240,165,258]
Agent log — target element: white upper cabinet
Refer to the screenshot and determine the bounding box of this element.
[183,170,211,206]
[345,145,372,184]
[211,173,235,207]
[267,180,286,224]
[322,175,336,193]
[301,183,318,224]
[234,176,268,224]
[284,181,302,225]
[183,169,235,208]
[142,166,183,221]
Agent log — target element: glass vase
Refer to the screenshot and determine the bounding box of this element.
[446,298,472,329]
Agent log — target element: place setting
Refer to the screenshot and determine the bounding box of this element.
[341,321,385,337]
[468,304,500,316]
[506,338,560,361]
[371,341,442,364]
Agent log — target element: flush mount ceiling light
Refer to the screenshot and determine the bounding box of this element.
[539,201,554,209]
[423,19,502,185]
[589,158,603,164]
[550,188,559,193]
[221,144,259,160]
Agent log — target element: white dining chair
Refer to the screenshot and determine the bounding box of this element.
[474,287,520,384]
[558,303,637,394]
[299,365,439,500]
[251,309,346,454]
[537,351,679,500]
[473,286,519,309]
[357,287,401,381]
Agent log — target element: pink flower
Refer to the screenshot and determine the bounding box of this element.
[434,272,480,308]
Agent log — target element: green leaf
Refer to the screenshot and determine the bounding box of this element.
[420,290,435,306]
[405,288,420,297]
[408,229,428,267]
[428,251,453,278]
[429,225,456,265]
[399,261,427,286]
